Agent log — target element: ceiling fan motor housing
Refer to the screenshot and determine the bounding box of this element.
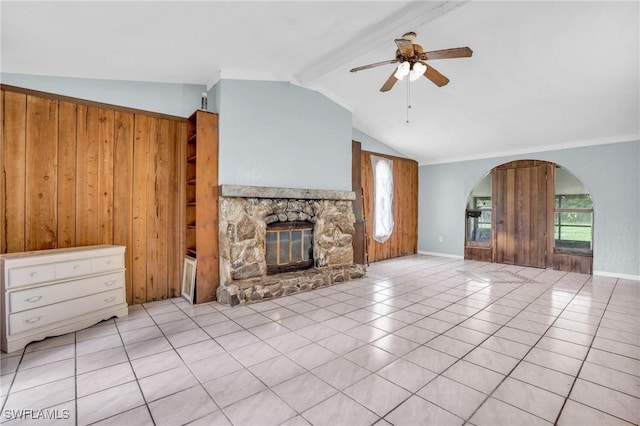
[396,46,423,64]
[396,32,423,64]
[402,31,417,42]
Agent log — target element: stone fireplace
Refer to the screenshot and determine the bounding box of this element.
[216,185,366,306]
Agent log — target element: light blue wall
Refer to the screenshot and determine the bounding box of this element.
[217,79,352,191]
[206,82,221,114]
[353,128,408,158]
[1,73,204,117]
[419,141,640,277]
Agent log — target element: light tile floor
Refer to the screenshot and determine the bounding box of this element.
[1,255,639,425]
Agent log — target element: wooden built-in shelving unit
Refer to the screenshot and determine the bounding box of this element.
[184,110,219,303]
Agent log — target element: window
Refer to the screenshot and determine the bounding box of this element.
[554,194,593,251]
[371,156,394,243]
[554,166,593,253]
[465,174,492,245]
[474,197,492,232]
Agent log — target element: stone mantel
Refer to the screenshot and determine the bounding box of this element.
[220,185,355,201]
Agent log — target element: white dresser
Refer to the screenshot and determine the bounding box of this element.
[1,245,128,353]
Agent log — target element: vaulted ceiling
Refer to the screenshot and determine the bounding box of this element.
[2,1,638,164]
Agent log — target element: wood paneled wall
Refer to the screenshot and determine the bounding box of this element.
[361,150,418,262]
[1,86,186,304]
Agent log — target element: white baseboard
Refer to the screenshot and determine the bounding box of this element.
[593,270,640,281]
[414,255,639,280]
[417,251,464,259]
[415,252,638,280]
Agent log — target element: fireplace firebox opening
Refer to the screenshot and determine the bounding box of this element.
[265,221,313,275]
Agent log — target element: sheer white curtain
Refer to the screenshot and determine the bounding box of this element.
[371,155,394,243]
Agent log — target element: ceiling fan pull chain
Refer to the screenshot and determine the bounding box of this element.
[406,76,411,123]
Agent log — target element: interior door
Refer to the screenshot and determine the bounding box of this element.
[493,160,549,268]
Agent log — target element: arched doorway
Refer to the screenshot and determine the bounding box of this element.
[464,160,593,273]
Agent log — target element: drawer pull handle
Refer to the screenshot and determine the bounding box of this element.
[25,296,42,303]
[30,272,37,277]
[104,297,116,303]
[104,280,117,287]
[24,316,42,324]
[73,265,80,270]
[106,260,113,265]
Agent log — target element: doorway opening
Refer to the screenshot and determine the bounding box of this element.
[464,160,593,274]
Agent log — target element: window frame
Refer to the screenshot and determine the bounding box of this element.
[465,196,492,247]
[371,155,395,243]
[553,194,593,255]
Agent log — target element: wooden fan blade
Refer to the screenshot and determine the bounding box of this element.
[419,47,473,60]
[395,38,414,57]
[380,70,398,92]
[350,59,398,73]
[424,64,450,87]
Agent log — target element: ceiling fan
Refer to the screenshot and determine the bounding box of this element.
[350,32,473,92]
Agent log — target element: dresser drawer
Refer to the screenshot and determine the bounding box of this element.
[55,258,93,280]
[9,272,124,313]
[9,288,124,335]
[8,264,56,287]
[6,258,95,288]
[93,255,124,273]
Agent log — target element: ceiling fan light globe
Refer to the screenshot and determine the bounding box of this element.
[409,62,427,81]
[394,61,410,80]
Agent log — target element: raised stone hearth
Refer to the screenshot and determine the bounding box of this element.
[216,264,366,306]
[217,185,366,306]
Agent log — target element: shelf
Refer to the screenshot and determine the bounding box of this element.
[184,110,218,303]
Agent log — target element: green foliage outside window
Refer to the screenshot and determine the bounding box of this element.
[555,194,593,250]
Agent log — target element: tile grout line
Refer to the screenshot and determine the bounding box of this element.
[74,332,78,426]
[99,314,157,426]
[468,272,636,424]
[145,300,244,426]
[551,278,626,426]
[148,300,303,423]
[264,260,497,424]
[166,260,496,424]
[460,271,592,424]
[397,268,567,424]
[324,265,556,423]
[212,294,389,424]
[175,302,284,425]
[354,264,554,422]
[174,299,368,425]
[0,344,27,419]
